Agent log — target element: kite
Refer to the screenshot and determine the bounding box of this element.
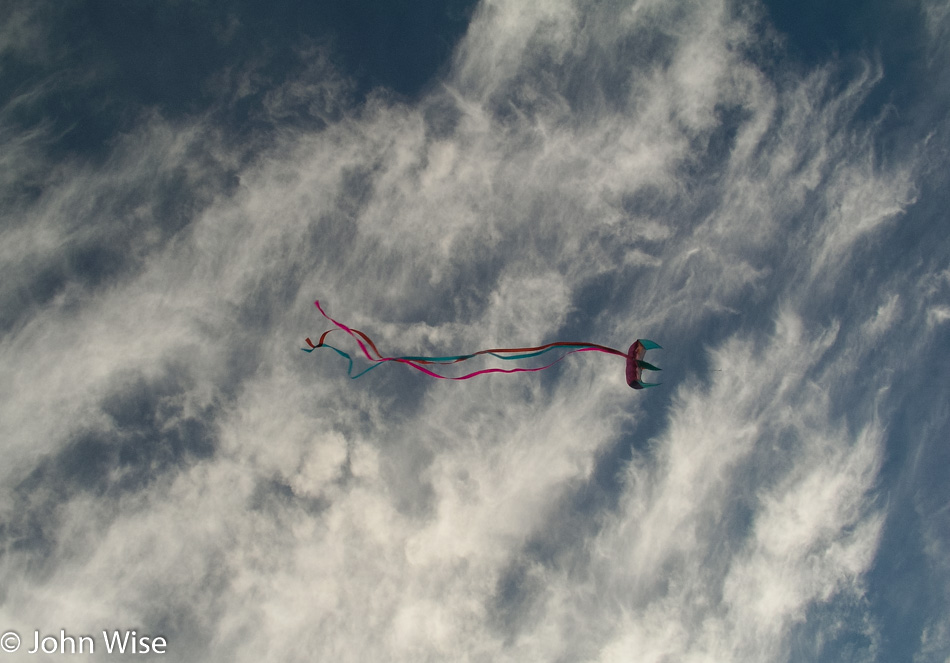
[303,300,661,389]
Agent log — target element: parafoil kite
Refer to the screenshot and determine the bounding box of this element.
[303,301,661,389]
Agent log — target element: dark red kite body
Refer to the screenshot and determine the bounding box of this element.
[625,340,662,389]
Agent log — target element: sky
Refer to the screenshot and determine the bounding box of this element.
[1,0,948,661]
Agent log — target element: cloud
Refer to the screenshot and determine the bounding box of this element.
[519,311,885,662]
[0,0,54,66]
[1,0,946,661]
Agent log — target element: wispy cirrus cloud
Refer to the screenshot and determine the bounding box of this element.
[1,0,947,661]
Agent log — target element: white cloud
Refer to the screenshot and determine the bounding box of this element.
[0,0,942,660]
[927,305,950,327]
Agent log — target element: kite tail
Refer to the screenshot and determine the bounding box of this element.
[302,331,333,353]
[305,300,657,385]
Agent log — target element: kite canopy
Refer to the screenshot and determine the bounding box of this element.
[625,339,663,389]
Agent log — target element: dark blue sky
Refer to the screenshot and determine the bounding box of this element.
[2,0,477,159]
[4,0,939,161]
